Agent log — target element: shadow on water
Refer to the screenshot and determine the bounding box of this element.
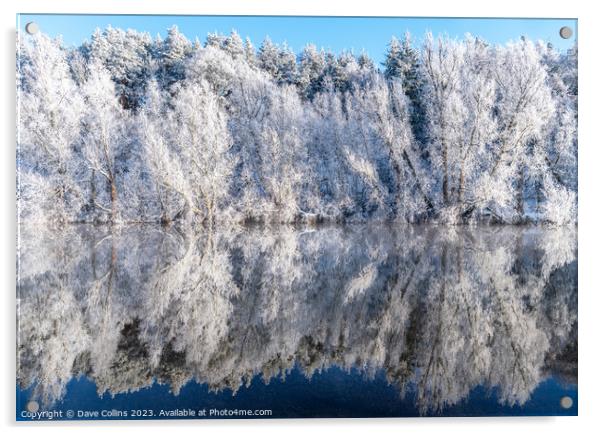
[16,223,577,418]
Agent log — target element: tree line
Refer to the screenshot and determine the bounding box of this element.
[17,26,578,226]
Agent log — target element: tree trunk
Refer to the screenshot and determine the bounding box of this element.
[535,176,542,216]
[110,177,118,224]
[458,164,465,204]
[401,150,435,215]
[515,166,524,220]
[90,169,96,220]
[442,141,449,206]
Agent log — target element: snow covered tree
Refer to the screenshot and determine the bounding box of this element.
[244,36,256,66]
[223,30,245,59]
[16,27,577,226]
[138,80,190,223]
[421,35,560,224]
[533,42,578,224]
[257,85,308,222]
[479,38,555,222]
[258,37,279,77]
[384,33,428,145]
[154,25,193,91]
[298,44,327,100]
[79,60,129,223]
[384,36,403,79]
[357,51,375,71]
[83,26,153,109]
[276,43,298,86]
[421,34,466,210]
[257,39,298,86]
[345,75,428,220]
[17,32,86,224]
[421,35,500,222]
[162,79,235,225]
[205,32,227,49]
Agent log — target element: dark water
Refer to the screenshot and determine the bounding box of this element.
[16,224,577,420]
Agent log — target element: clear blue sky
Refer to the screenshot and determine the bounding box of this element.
[17,14,577,63]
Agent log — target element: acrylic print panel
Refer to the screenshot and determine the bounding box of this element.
[16,14,577,420]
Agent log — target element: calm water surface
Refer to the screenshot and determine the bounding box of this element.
[17,224,577,419]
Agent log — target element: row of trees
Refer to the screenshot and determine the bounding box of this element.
[17,27,577,226]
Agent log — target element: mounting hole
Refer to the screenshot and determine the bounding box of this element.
[559,26,573,39]
[26,400,39,412]
[560,396,573,409]
[25,22,39,35]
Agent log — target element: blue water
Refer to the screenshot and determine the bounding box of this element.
[17,366,577,420]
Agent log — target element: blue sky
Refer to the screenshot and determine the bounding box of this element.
[17,14,577,63]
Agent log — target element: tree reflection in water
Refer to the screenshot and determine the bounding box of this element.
[17,224,577,415]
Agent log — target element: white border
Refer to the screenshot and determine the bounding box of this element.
[3,1,600,434]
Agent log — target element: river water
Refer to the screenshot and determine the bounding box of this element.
[16,224,578,419]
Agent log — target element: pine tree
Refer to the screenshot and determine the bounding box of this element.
[258,37,279,77]
[244,37,256,66]
[324,51,345,92]
[276,43,298,85]
[298,44,326,100]
[155,25,193,91]
[357,51,374,71]
[384,33,428,145]
[223,30,245,59]
[83,26,153,109]
[205,32,226,49]
[384,36,404,80]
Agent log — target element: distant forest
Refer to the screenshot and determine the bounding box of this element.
[17,27,577,226]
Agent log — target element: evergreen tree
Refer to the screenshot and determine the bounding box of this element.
[205,32,226,49]
[223,30,245,59]
[276,43,298,85]
[258,37,279,77]
[298,44,326,100]
[83,26,153,109]
[384,33,428,146]
[154,25,193,91]
[244,36,256,66]
[384,36,404,80]
[324,51,345,92]
[357,51,375,71]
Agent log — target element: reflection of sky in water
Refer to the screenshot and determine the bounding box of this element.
[17,224,577,419]
[18,368,577,419]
